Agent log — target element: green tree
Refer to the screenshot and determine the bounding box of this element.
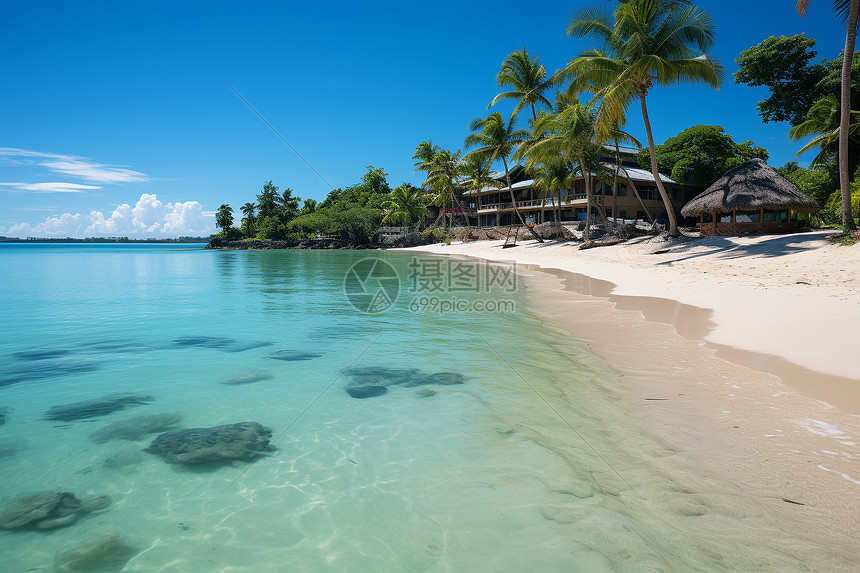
[423,149,464,231]
[240,202,257,238]
[785,165,838,207]
[488,47,555,121]
[788,96,860,171]
[735,35,828,126]
[464,111,543,241]
[563,0,724,236]
[382,184,427,227]
[519,99,633,239]
[798,0,860,229]
[462,155,501,225]
[636,125,769,189]
[276,187,301,223]
[300,198,317,215]
[256,181,279,219]
[215,204,234,234]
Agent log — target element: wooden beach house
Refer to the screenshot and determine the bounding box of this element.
[460,146,698,227]
[681,158,820,235]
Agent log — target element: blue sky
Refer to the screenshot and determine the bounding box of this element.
[0,1,848,237]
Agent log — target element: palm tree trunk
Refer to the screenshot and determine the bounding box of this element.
[612,141,620,225]
[503,157,544,242]
[580,154,592,242]
[640,95,679,235]
[624,171,655,224]
[840,0,859,230]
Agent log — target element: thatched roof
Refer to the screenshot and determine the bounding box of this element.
[681,158,820,217]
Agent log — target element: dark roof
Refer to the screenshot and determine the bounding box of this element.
[681,159,820,216]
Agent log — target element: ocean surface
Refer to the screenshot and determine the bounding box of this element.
[0,244,852,572]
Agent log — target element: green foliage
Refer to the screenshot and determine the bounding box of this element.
[215,204,234,233]
[635,125,769,188]
[488,47,555,121]
[318,166,391,211]
[784,166,837,207]
[256,181,279,219]
[382,184,427,227]
[288,205,383,244]
[300,198,317,215]
[255,215,287,240]
[276,188,301,223]
[734,35,827,126]
[734,34,860,127]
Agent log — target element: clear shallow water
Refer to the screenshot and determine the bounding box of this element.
[0,244,853,572]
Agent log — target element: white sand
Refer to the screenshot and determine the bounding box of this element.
[405,231,860,384]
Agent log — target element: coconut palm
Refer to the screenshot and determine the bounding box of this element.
[798,0,859,230]
[461,156,501,226]
[241,202,257,220]
[531,159,574,226]
[488,48,555,122]
[382,184,427,228]
[517,99,635,240]
[464,112,544,242]
[412,140,441,178]
[562,0,723,236]
[424,149,464,231]
[789,95,860,168]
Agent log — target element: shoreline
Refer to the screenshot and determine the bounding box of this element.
[400,231,860,403]
[399,233,860,557]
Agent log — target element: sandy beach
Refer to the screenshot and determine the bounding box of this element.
[402,231,860,560]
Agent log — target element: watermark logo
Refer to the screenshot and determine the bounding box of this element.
[344,257,517,315]
[343,258,401,314]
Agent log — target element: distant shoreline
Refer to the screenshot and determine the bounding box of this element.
[0,236,210,244]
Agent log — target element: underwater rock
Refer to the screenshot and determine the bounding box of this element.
[415,388,437,398]
[346,385,388,399]
[0,439,27,459]
[220,370,272,385]
[54,533,137,572]
[11,347,71,361]
[267,349,322,361]
[103,448,144,470]
[0,360,99,388]
[0,406,9,425]
[173,336,237,348]
[145,422,272,464]
[173,336,271,353]
[223,341,273,353]
[0,491,111,530]
[89,413,182,443]
[344,367,467,398]
[45,393,154,422]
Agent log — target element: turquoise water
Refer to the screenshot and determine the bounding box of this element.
[0,244,852,572]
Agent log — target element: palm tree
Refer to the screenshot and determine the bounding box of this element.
[488,48,555,122]
[412,140,441,178]
[241,202,257,220]
[789,95,860,168]
[382,184,427,228]
[531,159,574,227]
[424,149,464,231]
[518,100,635,240]
[798,0,859,230]
[461,156,501,226]
[464,112,544,242]
[563,0,723,236]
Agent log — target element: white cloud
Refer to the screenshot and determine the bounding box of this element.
[0,181,101,193]
[6,194,215,237]
[0,147,149,185]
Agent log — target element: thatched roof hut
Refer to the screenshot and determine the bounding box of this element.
[681,158,820,235]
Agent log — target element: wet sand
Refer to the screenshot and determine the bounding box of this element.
[402,236,860,564]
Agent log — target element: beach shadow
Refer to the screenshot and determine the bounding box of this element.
[655,233,826,266]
